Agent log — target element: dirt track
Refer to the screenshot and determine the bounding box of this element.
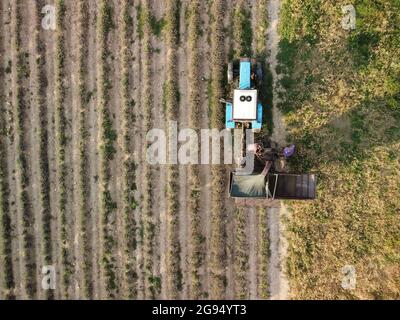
[266,0,289,300]
[0,0,284,299]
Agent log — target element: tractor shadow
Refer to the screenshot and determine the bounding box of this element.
[271,34,400,175]
[284,93,400,176]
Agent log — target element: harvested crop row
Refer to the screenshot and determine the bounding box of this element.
[0,2,15,299]
[254,0,269,300]
[83,0,101,299]
[186,0,204,300]
[76,0,93,299]
[120,0,138,299]
[209,0,227,299]
[55,0,73,298]
[257,207,269,299]
[0,128,14,300]
[0,95,14,300]
[234,208,249,299]
[31,0,54,300]
[255,0,268,57]
[12,0,37,299]
[165,0,182,300]
[232,0,252,57]
[140,0,156,299]
[97,0,119,299]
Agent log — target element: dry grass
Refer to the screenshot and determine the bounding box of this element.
[279,0,400,299]
[255,0,268,57]
[255,0,269,300]
[257,207,269,299]
[232,0,252,57]
[165,0,182,299]
[233,208,248,299]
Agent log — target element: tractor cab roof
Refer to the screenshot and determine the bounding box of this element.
[232,89,258,121]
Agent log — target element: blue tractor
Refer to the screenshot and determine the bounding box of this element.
[222,58,317,202]
[223,58,263,132]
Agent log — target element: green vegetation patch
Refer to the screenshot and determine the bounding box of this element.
[136,4,167,39]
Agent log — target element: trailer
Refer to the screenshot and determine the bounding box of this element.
[229,172,317,200]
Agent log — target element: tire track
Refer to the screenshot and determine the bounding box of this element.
[27,0,44,299]
[198,1,212,298]
[107,0,123,298]
[209,0,227,300]
[70,0,89,299]
[64,0,80,299]
[177,0,189,300]
[250,0,269,300]
[151,0,166,300]
[252,0,267,301]
[266,0,289,300]
[223,1,237,300]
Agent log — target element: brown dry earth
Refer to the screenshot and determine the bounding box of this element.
[0,0,279,300]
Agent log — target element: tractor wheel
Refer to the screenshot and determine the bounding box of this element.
[227,61,233,83]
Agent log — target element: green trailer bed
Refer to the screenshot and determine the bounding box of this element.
[229,172,316,200]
